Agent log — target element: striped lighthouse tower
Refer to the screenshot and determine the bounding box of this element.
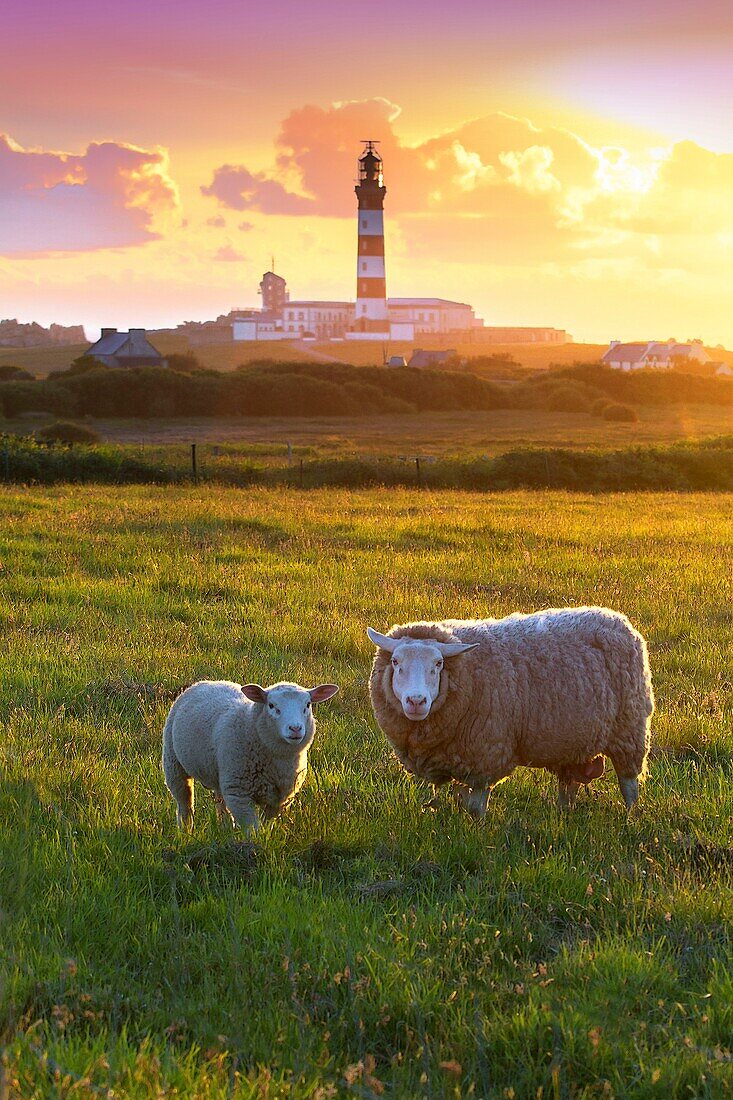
[354,140,389,335]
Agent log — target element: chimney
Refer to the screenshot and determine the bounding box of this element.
[100,327,117,338]
[609,340,620,348]
[129,328,145,336]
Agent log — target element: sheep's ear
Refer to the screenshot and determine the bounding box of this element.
[242,684,268,703]
[436,641,479,658]
[309,684,339,703]
[367,627,399,653]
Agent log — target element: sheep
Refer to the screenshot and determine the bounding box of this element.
[162,680,339,832]
[367,607,654,815]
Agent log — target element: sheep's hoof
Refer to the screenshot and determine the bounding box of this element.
[557,780,580,810]
[618,776,640,812]
[459,788,489,819]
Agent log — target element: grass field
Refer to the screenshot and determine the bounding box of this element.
[1,487,731,1097]
[1,337,599,377]
[5,404,733,458]
[5,336,733,379]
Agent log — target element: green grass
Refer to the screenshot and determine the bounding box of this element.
[0,487,731,1097]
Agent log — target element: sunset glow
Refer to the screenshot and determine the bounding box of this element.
[3,0,733,343]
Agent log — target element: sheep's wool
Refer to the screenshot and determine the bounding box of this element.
[369,608,654,791]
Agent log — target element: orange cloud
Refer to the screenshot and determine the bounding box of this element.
[0,134,179,255]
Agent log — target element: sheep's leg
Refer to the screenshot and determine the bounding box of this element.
[557,775,580,809]
[421,783,444,811]
[163,754,195,830]
[617,775,639,811]
[221,789,259,833]
[457,784,490,819]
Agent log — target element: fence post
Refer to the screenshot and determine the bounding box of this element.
[415,456,422,488]
[287,441,293,467]
[2,447,8,483]
[191,443,198,483]
[299,458,304,489]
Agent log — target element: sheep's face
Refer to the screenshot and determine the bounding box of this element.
[367,630,478,722]
[242,682,339,748]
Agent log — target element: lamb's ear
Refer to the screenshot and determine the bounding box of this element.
[367,627,399,653]
[241,684,268,703]
[436,641,480,658]
[309,684,339,703]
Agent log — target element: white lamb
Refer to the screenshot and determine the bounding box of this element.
[162,679,339,832]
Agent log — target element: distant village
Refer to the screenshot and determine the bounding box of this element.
[1,141,730,377]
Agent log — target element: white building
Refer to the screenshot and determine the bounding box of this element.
[602,338,709,371]
[387,298,478,335]
[232,314,287,341]
[281,302,353,339]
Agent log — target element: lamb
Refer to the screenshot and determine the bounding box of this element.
[162,679,339,832]
[367,607,654,815]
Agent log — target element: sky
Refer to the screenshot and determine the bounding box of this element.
[2,0,733,344]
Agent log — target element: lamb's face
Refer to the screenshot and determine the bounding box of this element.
[367,629,479,722]
[242,682,339,748]
[264,686,316,747]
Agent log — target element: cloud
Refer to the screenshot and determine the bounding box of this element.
[238,220,254,232]
[206,215,226,227]
[201,164,313,214]
[213,244,245,261]
[0,133,179,256]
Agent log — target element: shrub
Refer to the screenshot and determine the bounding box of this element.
[602,403,638,423]
[590,398,611,417]
[167,352,203,373]
[0,365,34,381]
[36,420,102,444]
[543,383,592,413]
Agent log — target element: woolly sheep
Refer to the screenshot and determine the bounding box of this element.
[162,679,339,832]
[367,607,654,814]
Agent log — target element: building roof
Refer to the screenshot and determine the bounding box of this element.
[601,343,649,364]
[87,329,163,359]
[285,301,352,309]
[388,298,472,309]
[88,331,129,355]
[603,340,708,364]
[408,349,458,368]
[233,310,281,322]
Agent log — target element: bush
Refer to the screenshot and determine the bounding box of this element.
[0,365,34,381]
[167,352,203,373]
[36,420,101,444]
[590,398,611,417]
[543,384,592,413]
[602,403,638,423]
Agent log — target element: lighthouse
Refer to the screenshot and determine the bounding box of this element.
[354,140,389,335]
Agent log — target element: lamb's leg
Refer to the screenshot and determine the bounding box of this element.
[212,793,233,827]
[163,750,195,830]
[221,788,259,833]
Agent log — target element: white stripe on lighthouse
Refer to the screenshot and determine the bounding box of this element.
[358,210,384,235]
[357,256,386,278]
[357,299,389,321]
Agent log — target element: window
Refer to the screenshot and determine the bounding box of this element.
[362,304,367,314]
[361,219,367,228]
[298,312,304,320]
[361,262,367,272]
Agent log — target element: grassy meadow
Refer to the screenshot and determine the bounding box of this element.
[0,486,731,1097]
[0,339,603,378]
